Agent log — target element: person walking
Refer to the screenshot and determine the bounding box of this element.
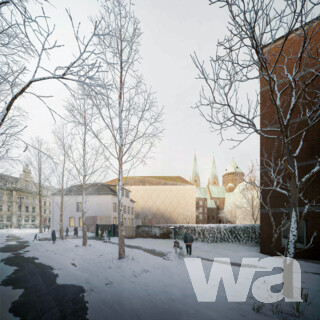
[183,230,194,255]
[51,229,57,244]
[33,234,38,241]
[66,227,69,237]
[107,228,111,241]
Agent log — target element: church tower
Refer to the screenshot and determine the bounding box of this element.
[190,153,200,187]
[208,154,219,186]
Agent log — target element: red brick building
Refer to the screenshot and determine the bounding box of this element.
[260,18,320,260]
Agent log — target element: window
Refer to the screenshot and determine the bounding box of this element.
[123,218,126,225]
[7,205,11,212]
[127,219,130,226]
[32,198,36,203]
[125,190,129,198]
[282,220,306,248]
[6,216,11,222]
[7,196,11,202]
[31,216,36,223]
[123,206,126,214]
[48,218,51,223]
[0,216,3,222]
[26,206,29,213]
[79,217,83,227]
[76,202,82,212]
[131,218,134,226]
[44,209,46,214]
[113,217,117,224]
[24,217,29,223]
[18,205,22,212]
[113,202,117,212]
[69,217,75,227]
[131,207,134,215]
[0,194,3,201]
[0,205,2,212]
[32,206,36,213]
[26,196,29,202]
[199,214,203,219]
[44,201,46,206]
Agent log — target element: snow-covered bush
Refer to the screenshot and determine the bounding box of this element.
[136,224,260,244]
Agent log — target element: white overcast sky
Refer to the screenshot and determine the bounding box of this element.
[20,0,259,185]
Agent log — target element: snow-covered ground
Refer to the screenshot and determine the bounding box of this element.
[0,229,319,320]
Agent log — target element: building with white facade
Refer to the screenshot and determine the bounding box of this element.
[51,183,135,234]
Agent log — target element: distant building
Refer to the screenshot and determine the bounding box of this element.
[191,154,259,224]
[0,165,52,229]
[51,183,135,234]
[106,176,196,225]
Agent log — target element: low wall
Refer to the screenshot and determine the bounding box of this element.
[136,224,260,244]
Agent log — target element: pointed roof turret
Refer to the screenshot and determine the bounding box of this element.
[224,159,243,174]
[190,153,200,187]
[209,154,219,186]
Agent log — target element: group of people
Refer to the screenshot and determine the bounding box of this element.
[35,227,195,255]
[98,228,112,241]
[64,227,78,237]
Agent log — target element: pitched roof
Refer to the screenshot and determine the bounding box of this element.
[196,187,216,208]
[53,183,118,196]
[106,176,193,186]
[208,186,226,198]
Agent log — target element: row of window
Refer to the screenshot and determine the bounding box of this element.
[0,215,39,223]
[0,194,50,206]
[112,203,134,215]
[69,217,83,227]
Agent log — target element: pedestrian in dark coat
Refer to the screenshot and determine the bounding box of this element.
[33,234,38,241]
[107,228,111,241]
[66,227,69,237]
[51,229,57,244]
[183,231,194,255]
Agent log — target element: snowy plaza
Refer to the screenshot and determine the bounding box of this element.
[1,229,320,320]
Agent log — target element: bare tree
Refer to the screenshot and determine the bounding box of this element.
[90,0,163,259]
[26,136,53,233]
[237,163,260,224]
[0,0,100,128]
[66,89,105,247]
[51,122,72,239]
[0,106,26,167]
[192,0,320,257]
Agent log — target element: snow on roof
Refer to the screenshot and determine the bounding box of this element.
[196,187,217,208]
[224,160,243,174]
[208,186,226,198]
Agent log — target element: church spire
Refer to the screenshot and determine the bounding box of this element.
[190,153,200,187]
[208,154,219,186]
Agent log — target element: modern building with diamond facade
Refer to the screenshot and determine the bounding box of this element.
[106,176,196,225]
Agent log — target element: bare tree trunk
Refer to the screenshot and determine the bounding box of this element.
[82,186,87,246]
[59,187,64,239]
[82,112,88,247]
[38,160,43,233]
[118,30,125,259]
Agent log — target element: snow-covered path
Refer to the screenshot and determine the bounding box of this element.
[1,230,319,320]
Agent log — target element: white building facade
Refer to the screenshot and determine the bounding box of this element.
[51,183,135,234]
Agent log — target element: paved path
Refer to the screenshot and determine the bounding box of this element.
[0,234,88,320]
